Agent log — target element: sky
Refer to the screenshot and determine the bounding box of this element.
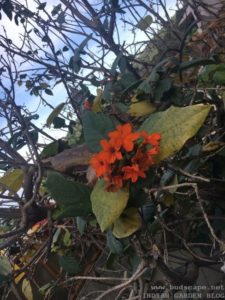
[0,0,177,149]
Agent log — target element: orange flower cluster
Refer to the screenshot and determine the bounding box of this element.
[90,123,160,191]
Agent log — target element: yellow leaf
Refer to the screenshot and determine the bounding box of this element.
[112,207,142,239]
[14,264,25,284]
[0,169,24,193]
[129,101,156,117]
[163,194,174,207]
[92,89,103,112]
[22,279,33,300]
[203,141,225,152]
[91,179,129,232]
[140,104,211,163]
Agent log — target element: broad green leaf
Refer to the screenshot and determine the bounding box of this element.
[129,101,156,117]
[52,116,66,128]
[0,169,24,193]
[46,102,65,127]
[58,256,81,275]
[22,279,33,300]
[91,179,129,232]
[136,15,153,30]
[213,71,225,85]
[112,207,142,239]
[46,172,91,218]
[0,256,12,285]
[140,104,211,162]
[82,111,116,152]
[40,141,59,159]
[154,78,172,101]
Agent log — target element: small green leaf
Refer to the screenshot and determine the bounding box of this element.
[58,256,81,275]
[63,229,72,247]
[140,104,211,163]
[37,2,47,10]
[56,11,65,23]
[46,172,91,218]
[45,88,53,96]
[112,207,142,239]
[40,141,59,159]
[154,78,172,101]
[82,111,116,152]
[51,4,61,16]
[63,46,69,52]
[136,15,153,30]
[22,279,33,300]
[107,230,123,254]
[46,102,65,127]
[0,256,12,285]
[52,116,66,128]
[91,179,129,232]
[76,217,87,235]
[213,71,225,85]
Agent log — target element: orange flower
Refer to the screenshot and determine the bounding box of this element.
[100,139,122,163]
[132,148,153,171]
[90,152,110,177]
[122,164,146,183]
[105,174,124,192]
[140,131,161,147]
[109,123,140,152]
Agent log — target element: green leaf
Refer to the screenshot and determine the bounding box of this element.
[63,46,69,52]
[179,58,216,71]
[52,116,66,128]
[76,217,87,235]
[29,129,38,144]
[91,179,129,232]
[112,207,142,239]
[58,256,81,275]
[213,71,225,85]
[56,11,65,23]
[154,78,172,101]
[69,51,81,73]
[140,104,211,163]
[0,168,24,193]
[51,4,61,16]
[46,172,91,218]
[46,102,65,127]
[40,141,59,159]
[37,2,47,10]
[136,15,153,30]
[63,229,72,247]
[2,0,13,21]
[107,230,123,254]
[22,279,33,300]
[79,34,92,51]
[82,111,116,152]
[0,256,12,285]
[45,88,53,96]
